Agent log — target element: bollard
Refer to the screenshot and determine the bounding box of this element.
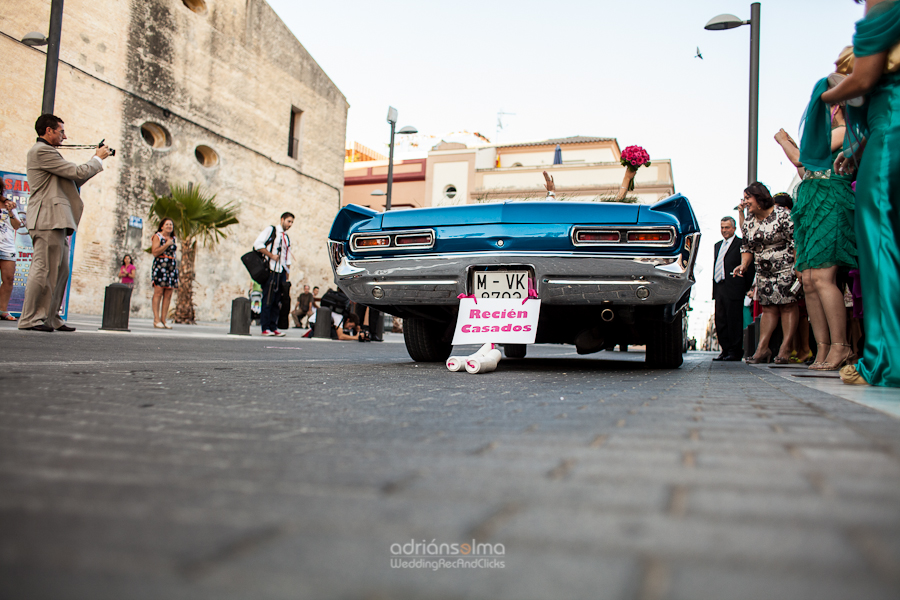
[229,297,251,336]
[99,283,132,332]
[369,307,384,341]
[278,281,292,331]
[313,307,333,338]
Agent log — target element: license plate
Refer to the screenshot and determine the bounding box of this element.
[473,271,529,299]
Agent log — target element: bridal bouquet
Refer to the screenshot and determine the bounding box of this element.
[620,145,651,191]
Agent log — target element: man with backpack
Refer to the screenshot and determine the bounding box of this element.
[253,212,293,336]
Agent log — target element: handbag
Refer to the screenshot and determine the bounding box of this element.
[241,225,277,285]
[241,250,270,285]
[320,288,350,314]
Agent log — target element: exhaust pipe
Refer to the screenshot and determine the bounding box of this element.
[601,309,614,322]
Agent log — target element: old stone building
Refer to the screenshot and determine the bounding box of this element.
[0,0,347,319]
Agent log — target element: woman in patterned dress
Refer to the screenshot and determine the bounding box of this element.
[151,218,178,329]
[732,182,802,364]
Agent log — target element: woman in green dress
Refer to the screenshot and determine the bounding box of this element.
[821,0,900,387]
[778,108,857,371]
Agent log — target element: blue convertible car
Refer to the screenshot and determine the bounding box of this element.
[328,195,700,367]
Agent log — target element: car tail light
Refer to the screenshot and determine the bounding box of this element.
[351,229,435,252]
[328,240,344,269]
[576,231,620,243]
[395,233,433,246]
[355,236,390,248]
[627,231,673,244]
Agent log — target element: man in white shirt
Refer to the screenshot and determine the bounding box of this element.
[253,212,293,336]
[712,216,753,360]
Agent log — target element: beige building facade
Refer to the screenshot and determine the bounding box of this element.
[344,136,675,212]
[343,158,427,211]
[0,0,348,320]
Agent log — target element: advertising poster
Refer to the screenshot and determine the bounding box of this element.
[0,171,75,320]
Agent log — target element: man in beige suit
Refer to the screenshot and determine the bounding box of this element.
[18,114,110,331]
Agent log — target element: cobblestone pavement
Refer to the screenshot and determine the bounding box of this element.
[1,322,899,600]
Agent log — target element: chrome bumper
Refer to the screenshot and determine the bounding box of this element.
[330,234,699,307]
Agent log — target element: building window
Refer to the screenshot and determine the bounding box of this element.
[288,107,302,159]
[195,145,219,167]
[444,185,457,200]
[182,0,208,14]
[139,122,171,149]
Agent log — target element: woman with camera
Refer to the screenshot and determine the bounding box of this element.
[118,254,136,289]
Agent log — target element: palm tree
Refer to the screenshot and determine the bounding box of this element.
[149,183,239,324]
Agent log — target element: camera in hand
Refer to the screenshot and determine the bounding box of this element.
[99,139,116,156]
[358,329,371,342]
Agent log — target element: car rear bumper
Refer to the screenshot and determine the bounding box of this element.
[331,233,699,308]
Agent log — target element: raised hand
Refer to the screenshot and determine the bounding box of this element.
[542,171,555,194]
[775,129,797,148]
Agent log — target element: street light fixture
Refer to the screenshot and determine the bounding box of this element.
[705,2,760,185]
[22,32,49,46]
[385,106,418,211]
[22,0,65,114]
[703,14,746,31]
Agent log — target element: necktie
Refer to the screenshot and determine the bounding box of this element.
[714,239,729,283]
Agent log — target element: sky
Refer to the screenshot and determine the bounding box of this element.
[268,0,866,341]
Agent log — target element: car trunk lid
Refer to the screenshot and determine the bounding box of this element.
[380,201,641,229]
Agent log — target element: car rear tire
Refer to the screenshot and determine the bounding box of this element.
[403,317,452,362]
[503,344,527,359]
[645,315,684,368]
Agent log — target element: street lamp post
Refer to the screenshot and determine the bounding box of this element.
[384,106,417,211]
[705,2,761,185]
[22,0,65,114]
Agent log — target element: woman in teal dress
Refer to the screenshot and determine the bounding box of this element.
[821,0,900,387]
[778,106,858,371]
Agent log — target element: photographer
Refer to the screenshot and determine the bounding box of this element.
[335,313,369,341]
[19,114,109,332]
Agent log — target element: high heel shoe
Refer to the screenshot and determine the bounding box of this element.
[773,355,791,364]
[790,351,813,364]
[817,343,855,371]
[808,342,830,370]
[746,349,773,364]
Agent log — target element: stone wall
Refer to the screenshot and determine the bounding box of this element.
[0,0,348,320]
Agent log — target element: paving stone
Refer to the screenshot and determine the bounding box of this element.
[667,563,898,600]
[1,328,898,599]
[496,511,868,572]
[686,488,900,526]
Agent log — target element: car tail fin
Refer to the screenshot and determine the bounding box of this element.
[648,194,699,233]
[329,204,381,241]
